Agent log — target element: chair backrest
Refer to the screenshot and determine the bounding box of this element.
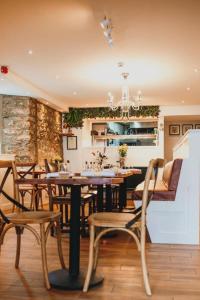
[44,159,58,173]
[126,158,164,229]
[141,158,164,218]
[0,161,29,221]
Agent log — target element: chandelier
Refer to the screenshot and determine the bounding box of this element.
[107,72,142,118]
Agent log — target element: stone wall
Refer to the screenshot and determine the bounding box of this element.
[0,95,62,164]
[37,102,63,165]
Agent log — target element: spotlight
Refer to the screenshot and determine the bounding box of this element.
[100,16,110,29]
[100,16,113,47]
[103,28,112,38]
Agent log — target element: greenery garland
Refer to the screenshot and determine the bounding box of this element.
[63,106,159,128]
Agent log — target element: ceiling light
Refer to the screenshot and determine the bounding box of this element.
[100,16,113,47]
[107,64,142,118]
[194,68,199,73]
[181,100,185,104]
[55,75,60,79]
[186,87,191,91]
[73,91,77,95]
[28,49,33,55]
[103,28,112,38]
[100,17,110,29]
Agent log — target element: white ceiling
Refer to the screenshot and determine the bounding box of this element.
[1,0,200,111]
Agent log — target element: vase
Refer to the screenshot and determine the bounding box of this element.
[119,157,126,168]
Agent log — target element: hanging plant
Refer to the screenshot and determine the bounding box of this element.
[63,106,159,128]
[63,108,83,128]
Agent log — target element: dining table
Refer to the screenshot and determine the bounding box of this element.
[15,168,141,290]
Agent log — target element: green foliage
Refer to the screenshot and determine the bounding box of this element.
[63,106,159,128]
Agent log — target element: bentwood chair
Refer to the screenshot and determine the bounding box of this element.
[15,162,47,210]
[0,160,65,289]
[83,158,164,295]
[44,159,94,236]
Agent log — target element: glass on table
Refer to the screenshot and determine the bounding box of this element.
[59,163,70,177]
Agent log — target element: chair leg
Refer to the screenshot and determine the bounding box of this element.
[93,240,99,272]
[89,201,92,215]
[39,189,44,210]
[140,227,151,296]
[83,225,95,292]
[81,203,86,237]
[55,220,66,269]
[15,226,23,268]
[40,223,51,290]
[60,205,64,230]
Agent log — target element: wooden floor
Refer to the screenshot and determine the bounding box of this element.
[1,228,200,300]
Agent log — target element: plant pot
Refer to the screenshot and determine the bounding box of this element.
[119,157,126,168]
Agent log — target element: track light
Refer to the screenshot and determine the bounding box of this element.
[100,16,113,47]
[100,16,111,29]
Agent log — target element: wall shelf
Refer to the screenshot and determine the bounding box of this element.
[93,134,157,140]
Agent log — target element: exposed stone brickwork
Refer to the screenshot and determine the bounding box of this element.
[37,102,63,165]
[0,95,62,164]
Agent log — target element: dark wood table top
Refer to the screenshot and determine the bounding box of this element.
[15,176,124,186]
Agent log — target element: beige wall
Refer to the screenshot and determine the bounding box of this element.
[164,120,200,161]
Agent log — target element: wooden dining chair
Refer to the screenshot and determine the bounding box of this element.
[0,160,65,289]
[44,159,94,236]
[83,158,164,295]
[15,162,47,210]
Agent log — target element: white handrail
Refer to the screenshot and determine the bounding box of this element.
[173,130,191,153]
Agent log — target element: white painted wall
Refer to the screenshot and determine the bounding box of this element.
[160,105,200,116]
[143,130,200,244]
[63,116,165,170]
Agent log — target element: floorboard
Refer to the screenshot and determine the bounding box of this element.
[0,228,200,300]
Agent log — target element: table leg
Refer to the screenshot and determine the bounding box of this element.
[49,185,103,290]
[105,185,112,211]
[97,185,103,212]
[119,178,127,210]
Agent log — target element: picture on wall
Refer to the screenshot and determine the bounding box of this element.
[169,124,180,135]
[195,124,200,129]
[182,124,193,135]
[67,136,77,150]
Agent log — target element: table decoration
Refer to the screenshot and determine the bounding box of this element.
[118,144,128,168]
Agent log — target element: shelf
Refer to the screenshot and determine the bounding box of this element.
[60,133,74,136]
[93,134,157,140]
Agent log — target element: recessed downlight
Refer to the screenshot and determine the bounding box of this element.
[55,75,60,79]
[73,91,77,95]
[181,100,185,104]
[186,87,191,91]
[28,49,33,55]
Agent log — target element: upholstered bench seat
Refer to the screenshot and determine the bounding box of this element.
[133,159,183,201]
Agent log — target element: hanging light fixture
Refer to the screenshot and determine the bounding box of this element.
[107,69,142,118]
[100,16,113,47]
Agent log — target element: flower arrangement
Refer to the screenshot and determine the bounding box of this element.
[118,144,128,157]
[92,148,108,169]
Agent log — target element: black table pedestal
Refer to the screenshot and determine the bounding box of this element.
[49,269,103,290]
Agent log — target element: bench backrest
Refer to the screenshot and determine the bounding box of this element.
[162,159,183,191]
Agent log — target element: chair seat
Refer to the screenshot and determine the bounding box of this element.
[88,212,136,228]
[7,211,61,224]
[19,184,47,191]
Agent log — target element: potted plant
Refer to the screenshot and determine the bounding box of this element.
[118,144,128,168]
